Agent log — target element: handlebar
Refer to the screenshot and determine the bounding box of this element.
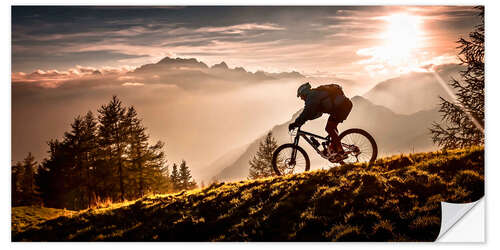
[288,126,301,136]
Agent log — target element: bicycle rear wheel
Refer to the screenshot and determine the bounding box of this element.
[339,128,377,163]
[272,144,310,176]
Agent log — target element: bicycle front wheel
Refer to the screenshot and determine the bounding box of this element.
[272,143,310,176]
[339,128,378,163]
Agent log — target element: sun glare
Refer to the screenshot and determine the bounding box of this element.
[379,13,424,65]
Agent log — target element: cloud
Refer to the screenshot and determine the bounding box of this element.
[12,65,137,88]
[122,82,144,86]
[196,23,285,34]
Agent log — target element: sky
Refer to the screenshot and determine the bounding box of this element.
[12,6,480,85]
[11,6,482,181]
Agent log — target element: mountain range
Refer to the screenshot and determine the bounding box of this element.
[128,56,305,90]
[363,63,463,114]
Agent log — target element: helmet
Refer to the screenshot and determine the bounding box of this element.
[297,82,311,97]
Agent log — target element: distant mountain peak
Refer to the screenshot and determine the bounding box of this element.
[350,95,369,103]
[134,56,304,80]
[254,70,266,76]
[234,67,247,73]
[157,56,208,68]
[212,61,229,70]
[363,63,463,114]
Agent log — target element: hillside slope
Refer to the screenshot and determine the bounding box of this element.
[12,206,76,233]
[13,146,483,242]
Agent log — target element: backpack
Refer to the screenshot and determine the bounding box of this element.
[314,84,352,122]
[315,84,345,98]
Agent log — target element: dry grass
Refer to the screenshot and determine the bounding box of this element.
[11,206,77,232]
[12,146,484,242]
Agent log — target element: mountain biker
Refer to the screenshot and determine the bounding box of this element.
[288,82,353,163]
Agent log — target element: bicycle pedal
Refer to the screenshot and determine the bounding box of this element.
[328,153,348,163]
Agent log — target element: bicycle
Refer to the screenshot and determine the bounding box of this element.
[271,126,378,176]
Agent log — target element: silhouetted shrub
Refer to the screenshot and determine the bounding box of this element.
[408,216,440,241]
[371,220,394,241]
[453,170,484,201]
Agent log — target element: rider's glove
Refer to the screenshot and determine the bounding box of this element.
[288,122,298,131]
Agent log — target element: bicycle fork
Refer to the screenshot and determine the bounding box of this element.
[289,135,300,165]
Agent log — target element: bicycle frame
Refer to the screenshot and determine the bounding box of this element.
[292,127,329,156]
[293,127,356,156]
[282,127,374,167]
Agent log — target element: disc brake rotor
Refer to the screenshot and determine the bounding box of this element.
[284,158,296,170]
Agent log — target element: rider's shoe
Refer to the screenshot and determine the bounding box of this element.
[323,147,348,163]
[323,146,335,157]
[328,152,348,163]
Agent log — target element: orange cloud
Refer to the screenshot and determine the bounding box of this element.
[122,82,144,86]
[196,23,285,34]
[11,65,136,88]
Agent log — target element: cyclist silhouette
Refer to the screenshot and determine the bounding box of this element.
[288,82,353,162]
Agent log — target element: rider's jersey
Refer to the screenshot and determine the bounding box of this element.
[294,89,334,127]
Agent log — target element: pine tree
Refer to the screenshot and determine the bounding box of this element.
[97,95,128,201]
[162,165,173,193]
[12,162,23,206]
[63,111,98,208]
[82,111,98,207]
[65,116,85,207]
[430,6,484,149]
[20,152,38,205]
[248,132,278,179]
[178,160,197,190]
[170,163,180,191]
[36,139,72,208]
[33,95,171,208]
[123,106,149,197]
[36,125,96,210]
[146,141,168,194]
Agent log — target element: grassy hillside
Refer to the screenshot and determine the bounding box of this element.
[12,206,77,233]
[13,146,484,242]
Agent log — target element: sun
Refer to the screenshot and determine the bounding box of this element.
[378,13,424,65]
[356,13,426,73]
